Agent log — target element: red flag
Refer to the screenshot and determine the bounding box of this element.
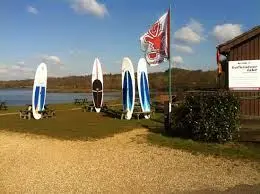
[140,10,170,66]
[216,49,222,75]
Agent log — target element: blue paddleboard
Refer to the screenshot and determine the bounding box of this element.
[137,58,151,119]
[122,57,135,120]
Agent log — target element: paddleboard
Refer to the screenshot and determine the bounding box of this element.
[122,57,135,120]
[92,58,103,113]
[32,62,47,120]
[137,58,151,119]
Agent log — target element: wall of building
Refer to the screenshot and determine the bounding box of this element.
[226,34,260,117]
[229,34,260,61]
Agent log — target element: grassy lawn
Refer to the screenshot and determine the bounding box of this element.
[147,133,260,161]
[0,105,23,114]
[0,110,144,140]
[0,103,155,141]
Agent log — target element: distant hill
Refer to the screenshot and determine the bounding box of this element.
[0,68,219,92]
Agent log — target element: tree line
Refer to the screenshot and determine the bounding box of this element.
[0,68,218,92]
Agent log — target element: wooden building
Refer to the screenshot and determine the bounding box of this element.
[217,25,260,117]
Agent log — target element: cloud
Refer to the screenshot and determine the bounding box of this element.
[69,49,88,56]
[114,60,122,65]
[0,65,8,74]
[174,19,205,44]
[173,44,193,54]
[17,61,25,66]
[43,55,62,65]
[69,49,79,55]
[12,62,34,73]
[0,63,34,80]
[71,0,108,18]
[172,56,184,64]
[212,24,243,44]
[27,6,38,14]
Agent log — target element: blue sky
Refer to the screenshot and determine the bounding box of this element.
[0,0,259,80]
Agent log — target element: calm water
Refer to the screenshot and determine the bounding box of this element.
[0,89,120,106]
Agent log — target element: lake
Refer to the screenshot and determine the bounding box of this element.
[0,89,121,106]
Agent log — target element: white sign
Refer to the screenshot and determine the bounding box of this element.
[229,60,260,90]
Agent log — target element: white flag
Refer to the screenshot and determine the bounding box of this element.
[140,10,170,66]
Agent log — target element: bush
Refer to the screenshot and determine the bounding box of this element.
[170,91,240,143]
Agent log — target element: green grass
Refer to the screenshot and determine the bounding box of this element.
[0,106,22,113]
[0,103,156,141]
[147,133,260,161]
[46,103,82,110]
[0,110,143,141]
[143,116,260,161]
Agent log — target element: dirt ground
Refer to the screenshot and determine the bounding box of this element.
[0,129,259,193]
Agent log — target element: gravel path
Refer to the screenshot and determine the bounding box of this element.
[0,129,259,193]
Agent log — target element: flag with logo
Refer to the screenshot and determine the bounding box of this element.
[140,10,170,66]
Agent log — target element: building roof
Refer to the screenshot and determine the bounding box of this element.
[217,25,260,53]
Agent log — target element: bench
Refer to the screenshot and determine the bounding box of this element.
[74,98,88,105]
[39,109,56,119]
[19,110,32,120]
[133,111,152,120]
[0,101,8,110]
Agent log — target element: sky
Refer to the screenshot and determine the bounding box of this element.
[0,0,259,80]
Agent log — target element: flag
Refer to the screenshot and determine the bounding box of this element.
[216,49,222,75]
[140,10,170,66]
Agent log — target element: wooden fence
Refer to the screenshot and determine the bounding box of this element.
[156,90,260,118]
[232,91,260,118]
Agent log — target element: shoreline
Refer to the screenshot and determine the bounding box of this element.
[0,88,122,93]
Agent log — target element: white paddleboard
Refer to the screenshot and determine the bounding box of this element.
[122,57,135,120]
[137,58,151,119]
[32,63,47,120]
[92,58,103,113]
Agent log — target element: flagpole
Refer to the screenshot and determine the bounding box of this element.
[166,4,172,133]
[169,4,172,107]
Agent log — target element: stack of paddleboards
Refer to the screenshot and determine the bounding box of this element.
[32,63,48,120]
[121,57,151,120]
[92,58,103,113]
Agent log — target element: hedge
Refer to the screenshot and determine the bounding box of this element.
[169,91,240,143]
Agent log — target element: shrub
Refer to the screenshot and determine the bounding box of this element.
[170,91,240,143]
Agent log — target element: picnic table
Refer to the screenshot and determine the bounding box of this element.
[81,103,95,112]
[19,104,56,119]
[0,101,8,110]
[74,98,88,105]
